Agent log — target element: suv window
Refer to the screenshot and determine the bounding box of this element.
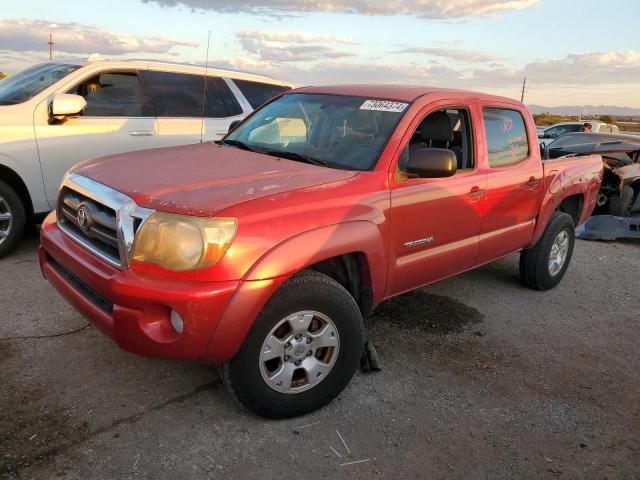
[205,77,243,117]
[148,72,204,118]
[143,72,243,118]
[483,108,530,167]
[71,72,144,117]
[233,79,290,109]
[544,124,581,138]
[0,63,80,105]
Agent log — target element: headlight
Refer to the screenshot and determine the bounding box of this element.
[132,212,237,272]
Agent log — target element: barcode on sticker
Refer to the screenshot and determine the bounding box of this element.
[360,100,408,113]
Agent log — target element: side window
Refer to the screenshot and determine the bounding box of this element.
[205,77,243,117]
[397,107,474,177]
[483,108,530,167]
[148,72,205,118]
[70,72,144,117]
[233,79,290,109]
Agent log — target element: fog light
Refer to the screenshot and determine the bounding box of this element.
[170,310,184,334]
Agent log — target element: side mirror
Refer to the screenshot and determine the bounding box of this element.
[228,119,242,133]
[406,147,457,178]
[49,94,87,124]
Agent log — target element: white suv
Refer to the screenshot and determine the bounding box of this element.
[0,58,291,256]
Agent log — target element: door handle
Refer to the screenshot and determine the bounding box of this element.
[527,177,541,187]
[467,186,486,197]
[128,130,156,137]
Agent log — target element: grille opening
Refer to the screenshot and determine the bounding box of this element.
[46,252,114,315]
[57,186,121,266]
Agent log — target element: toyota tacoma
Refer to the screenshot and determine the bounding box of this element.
[40,85,603,418]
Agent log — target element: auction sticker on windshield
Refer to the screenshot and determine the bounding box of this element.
[360,100,409,113]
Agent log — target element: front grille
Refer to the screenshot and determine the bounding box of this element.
[58,186,121,266]
[46,253,114,315]
[56,173,154,269]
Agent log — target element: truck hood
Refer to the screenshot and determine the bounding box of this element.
[72,142,359,216]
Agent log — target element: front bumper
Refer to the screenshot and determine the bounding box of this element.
[39,212,240,361]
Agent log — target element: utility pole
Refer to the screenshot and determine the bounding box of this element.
[520,77,527,103]
[48,33,54,60]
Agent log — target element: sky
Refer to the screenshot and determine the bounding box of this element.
[1,0,639,108]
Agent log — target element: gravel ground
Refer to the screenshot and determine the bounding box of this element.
[1,231,639,479]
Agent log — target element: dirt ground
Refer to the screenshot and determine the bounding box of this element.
[1,231,639,479]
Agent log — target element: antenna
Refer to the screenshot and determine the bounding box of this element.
[200,29,211,143]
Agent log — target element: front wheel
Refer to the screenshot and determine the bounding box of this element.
[519,211,575,291]
[0,180,26,258]
[223,270,364,418]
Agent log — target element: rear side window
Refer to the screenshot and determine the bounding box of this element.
[483,108,530,167]
[206,77,243,117]
[70,72,144,117]
[233,79,290,109]
[147,72,204,118]
[143,72,244,118]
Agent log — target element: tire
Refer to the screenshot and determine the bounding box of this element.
[223,270,364,419]
[0,180,26,258]
[519,211,575,291]
[608,186,634,217]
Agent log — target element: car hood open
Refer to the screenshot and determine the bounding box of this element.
[71,142,359,217]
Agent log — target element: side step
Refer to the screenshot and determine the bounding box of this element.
[576,215,640,241]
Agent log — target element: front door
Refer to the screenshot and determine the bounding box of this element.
[35,70,158,206]
[386,104,487,297]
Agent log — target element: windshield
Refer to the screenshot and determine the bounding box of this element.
[0,63,80,105]
[224,93,409,170]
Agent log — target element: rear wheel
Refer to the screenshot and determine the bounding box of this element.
[520,211,575,291]
[0,180,26,258]
[223,270,364,418]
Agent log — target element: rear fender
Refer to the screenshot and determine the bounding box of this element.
[201,221,387,363]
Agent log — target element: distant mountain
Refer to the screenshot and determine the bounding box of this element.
[528,104,640,116]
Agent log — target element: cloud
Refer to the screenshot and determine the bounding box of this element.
[0,18,198,56]
[394,46,504,63]
[144,0,539,19]
[236,30,355,63]
[525,51,640,84]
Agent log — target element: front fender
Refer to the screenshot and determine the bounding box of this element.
[201,221,387,363]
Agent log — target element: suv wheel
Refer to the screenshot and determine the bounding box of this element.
[0,180,26,258]
[519,211,575,291]
[223,270,364,418]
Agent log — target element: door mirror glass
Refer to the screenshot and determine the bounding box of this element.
[49,93,87,123]
[406,147,457,178]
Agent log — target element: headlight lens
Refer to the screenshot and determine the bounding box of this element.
[132,212,237,272]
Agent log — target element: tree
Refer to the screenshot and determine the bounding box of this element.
[599,115,616,125]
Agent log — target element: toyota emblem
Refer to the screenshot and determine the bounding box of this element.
[77,206,91,230]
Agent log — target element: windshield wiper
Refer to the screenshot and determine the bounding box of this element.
[263,150,330,167]
[218,139,261,153]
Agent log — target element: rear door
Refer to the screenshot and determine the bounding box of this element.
[142,71,246,147]
[35,70,158,205]
[477,106,543,263]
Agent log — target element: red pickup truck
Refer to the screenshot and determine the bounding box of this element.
[39,85,603,418]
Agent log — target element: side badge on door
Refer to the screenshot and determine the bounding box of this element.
[404,236,434,248]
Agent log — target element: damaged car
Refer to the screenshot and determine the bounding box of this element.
[545,132,640,217]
